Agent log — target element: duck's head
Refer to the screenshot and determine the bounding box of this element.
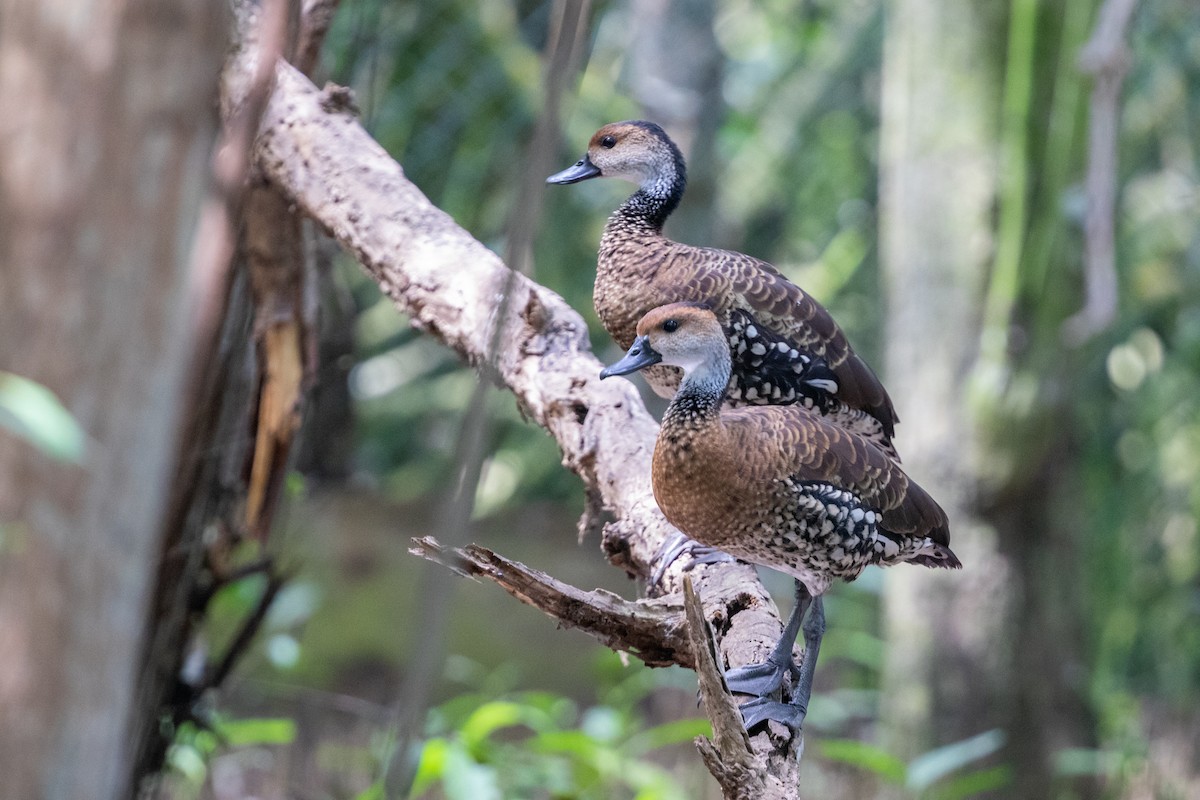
[600,303,727,380]
[547,121,686,191]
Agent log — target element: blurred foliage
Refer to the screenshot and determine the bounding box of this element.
[0,371,85,463]
[402,652,710,799]
[975,0,1200,771]
[165,648,710,799]
[165,715,298,798]
[320,0,892,517]
[1092,2,1200,701]
[819,729,1010,798]
[190,0,1200,796]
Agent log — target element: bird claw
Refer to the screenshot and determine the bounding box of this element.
[738,696,808,732]
[723,586,821,735]
[649,531,736,590]
[723,657,799,698]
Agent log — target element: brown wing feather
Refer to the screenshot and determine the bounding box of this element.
[644,242,899,436]
[724,406,947,545]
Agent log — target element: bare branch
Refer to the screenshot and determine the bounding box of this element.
[256,62,806,795]
[409,537,691,667]
[133,0,293,788]
[1065,0,1139,344]
[296,0,341,77]
[257,62,698,601]
[683,577,773,798]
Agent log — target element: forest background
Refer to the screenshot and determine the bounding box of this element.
[0,0,1197,798]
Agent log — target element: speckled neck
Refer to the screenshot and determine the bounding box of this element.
[607,143,686,236]
[661,351,730,429]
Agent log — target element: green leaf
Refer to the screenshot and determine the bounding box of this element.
[818,738,906,784]
[906,729,1006,791]
[353,779,385,800]
[531,729,602,758]
[624,718,712,753]
[459,701,531,751]
[458,695,552,753]
[409,738,448,797]
[0,372,86,462]
[931,765,1012,800]
[214,717,297,747]
[443,743,500,800]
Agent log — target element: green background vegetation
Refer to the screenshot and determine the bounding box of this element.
[138,0,1200,797]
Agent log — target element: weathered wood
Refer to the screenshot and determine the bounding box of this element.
[0,1,229,797]
[410,537,691,667]
[256,62,806,795]
[686,577,774,800]
[131,0,305,788]
[1065,0,1140,342]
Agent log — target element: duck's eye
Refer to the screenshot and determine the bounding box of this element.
[599,134,616,149]
[663,319,679,333]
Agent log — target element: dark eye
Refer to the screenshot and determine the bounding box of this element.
[599,134,616,149]
[663,319,679,333]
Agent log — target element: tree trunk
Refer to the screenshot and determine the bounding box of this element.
[880,3,1104,794]
[0,1,228,798]
[628,0,724,245]
[256,62,807,797]
[877,0,1009,762]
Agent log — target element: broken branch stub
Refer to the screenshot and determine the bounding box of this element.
[255,62,805,794]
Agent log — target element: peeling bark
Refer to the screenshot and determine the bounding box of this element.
[0,1,229,797]
[256,63,807,795]
[410,537,691,667]
[133,0,323,788]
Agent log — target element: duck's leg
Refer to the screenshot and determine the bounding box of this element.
[649,530,736,589]
[723,581,810,697]
[727,585,826,732]
[743,595,826,730]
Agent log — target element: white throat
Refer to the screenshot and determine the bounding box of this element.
[673,347,731,395]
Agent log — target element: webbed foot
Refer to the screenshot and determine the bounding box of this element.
[723,656,801,698]
[650,531,735,590]
[738,696,810,731]
[725,589,826,734]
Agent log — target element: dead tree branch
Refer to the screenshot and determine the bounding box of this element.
[131,0,293,789]
[255,62,805,796]
[1065,0,1139,343]
[296,0,341,77]
[135,0,334,787]
[410,537,691,667]
[684,576,775,799]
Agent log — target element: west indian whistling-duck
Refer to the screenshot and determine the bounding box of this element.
[549,120,898,459]
[600,303,960,731]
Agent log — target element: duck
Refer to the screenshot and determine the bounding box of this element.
[549,119,899,458]
[599,303,960,731]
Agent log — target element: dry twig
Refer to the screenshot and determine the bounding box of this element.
[1065,0,1139,343]
[255,62,807,796]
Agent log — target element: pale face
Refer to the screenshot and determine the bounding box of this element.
[585,123,676,187]
[600,303,728,384]
[637,306,727,377]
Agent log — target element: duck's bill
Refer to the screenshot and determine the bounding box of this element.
[600,336,662,379]
[546,155,601,185]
